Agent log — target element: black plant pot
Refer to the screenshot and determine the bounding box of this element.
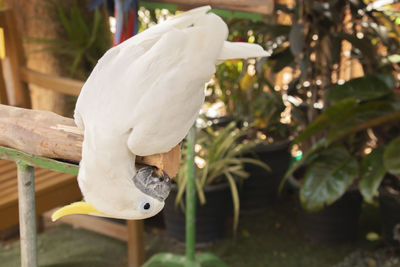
[240,141,291,214]
[379,185,400,246]
[163,183,231,246]
[297,189,362,243]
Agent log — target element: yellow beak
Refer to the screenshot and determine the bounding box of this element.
[51,201,106,222]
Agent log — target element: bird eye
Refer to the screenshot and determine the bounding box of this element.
[138,199,152,213]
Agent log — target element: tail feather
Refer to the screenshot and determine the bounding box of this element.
[218,41,268,62]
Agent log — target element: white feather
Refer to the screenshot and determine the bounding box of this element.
[74,6,268,219]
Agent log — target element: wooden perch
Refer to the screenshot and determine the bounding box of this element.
[0,104,180,177]
[143,0,274,15]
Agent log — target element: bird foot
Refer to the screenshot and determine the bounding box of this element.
[133,166,171,201]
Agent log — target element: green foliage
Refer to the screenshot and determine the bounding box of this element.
[359,148,385,203]
[300,147,358,211]
[296,74,398,146]
[327,75,393,102]
[283,74,400,211]
[268,0,400,132]
[30,1,112,79]
[324,101,396,144]
[383,136,400,178]
[295,98,358,144]
[207,17,291,140]
[211,57,288,140]
[207,0,400,212]
[358,137,400,203]
[174,122,269,233]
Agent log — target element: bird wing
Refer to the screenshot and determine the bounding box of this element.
[126,10,228,156]
[74,6,225,155]
[75,6,267,158]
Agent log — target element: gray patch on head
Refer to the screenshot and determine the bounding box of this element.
[133,166,171,202]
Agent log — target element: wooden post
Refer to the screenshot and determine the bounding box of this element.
[0,60,8,105]
[127,220,145,267]
[16,163,38,267]
[0,8,31,108]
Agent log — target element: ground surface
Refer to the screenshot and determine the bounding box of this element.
[0,195,398,267]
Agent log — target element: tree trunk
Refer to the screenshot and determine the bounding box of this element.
[5,0,94,117]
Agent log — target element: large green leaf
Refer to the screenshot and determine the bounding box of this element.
[295,98,357,144]
[280,139,325,192]
[326,101,395,144]
[384,136,400,178]
[300,147,358,212]
[359,147,385,202]
[328,75,392,103]
[225,171,240,235]
[376,73,396,89]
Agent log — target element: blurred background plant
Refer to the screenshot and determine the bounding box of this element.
[277,0,400,208]
[205,18,293,142]
[29,0,112,80]
[283,73,400,212]
[172,122,269,233]
[268,0,400,148]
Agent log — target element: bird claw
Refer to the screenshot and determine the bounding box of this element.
[133,166,171,201]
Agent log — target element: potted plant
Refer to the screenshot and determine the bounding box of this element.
[207,21,293,213]
[252,0,400,243]
[257,0,400,213]
[374,139,400,246]
[238,90,292,214]
[163,122,269,245]
[282,74,400,243]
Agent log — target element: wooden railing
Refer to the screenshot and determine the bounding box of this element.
[143,0,274,15]
[19,68,83,97]
[0,104,180,267]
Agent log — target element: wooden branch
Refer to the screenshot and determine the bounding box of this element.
[0,104,180,177]
[142,0,274,15]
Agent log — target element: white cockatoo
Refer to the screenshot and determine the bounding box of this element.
[52,6,268,221]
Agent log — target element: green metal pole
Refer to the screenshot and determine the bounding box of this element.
[185,125,196,261]
[142,127,227,266]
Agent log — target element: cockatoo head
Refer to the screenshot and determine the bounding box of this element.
[52,165,171,221]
